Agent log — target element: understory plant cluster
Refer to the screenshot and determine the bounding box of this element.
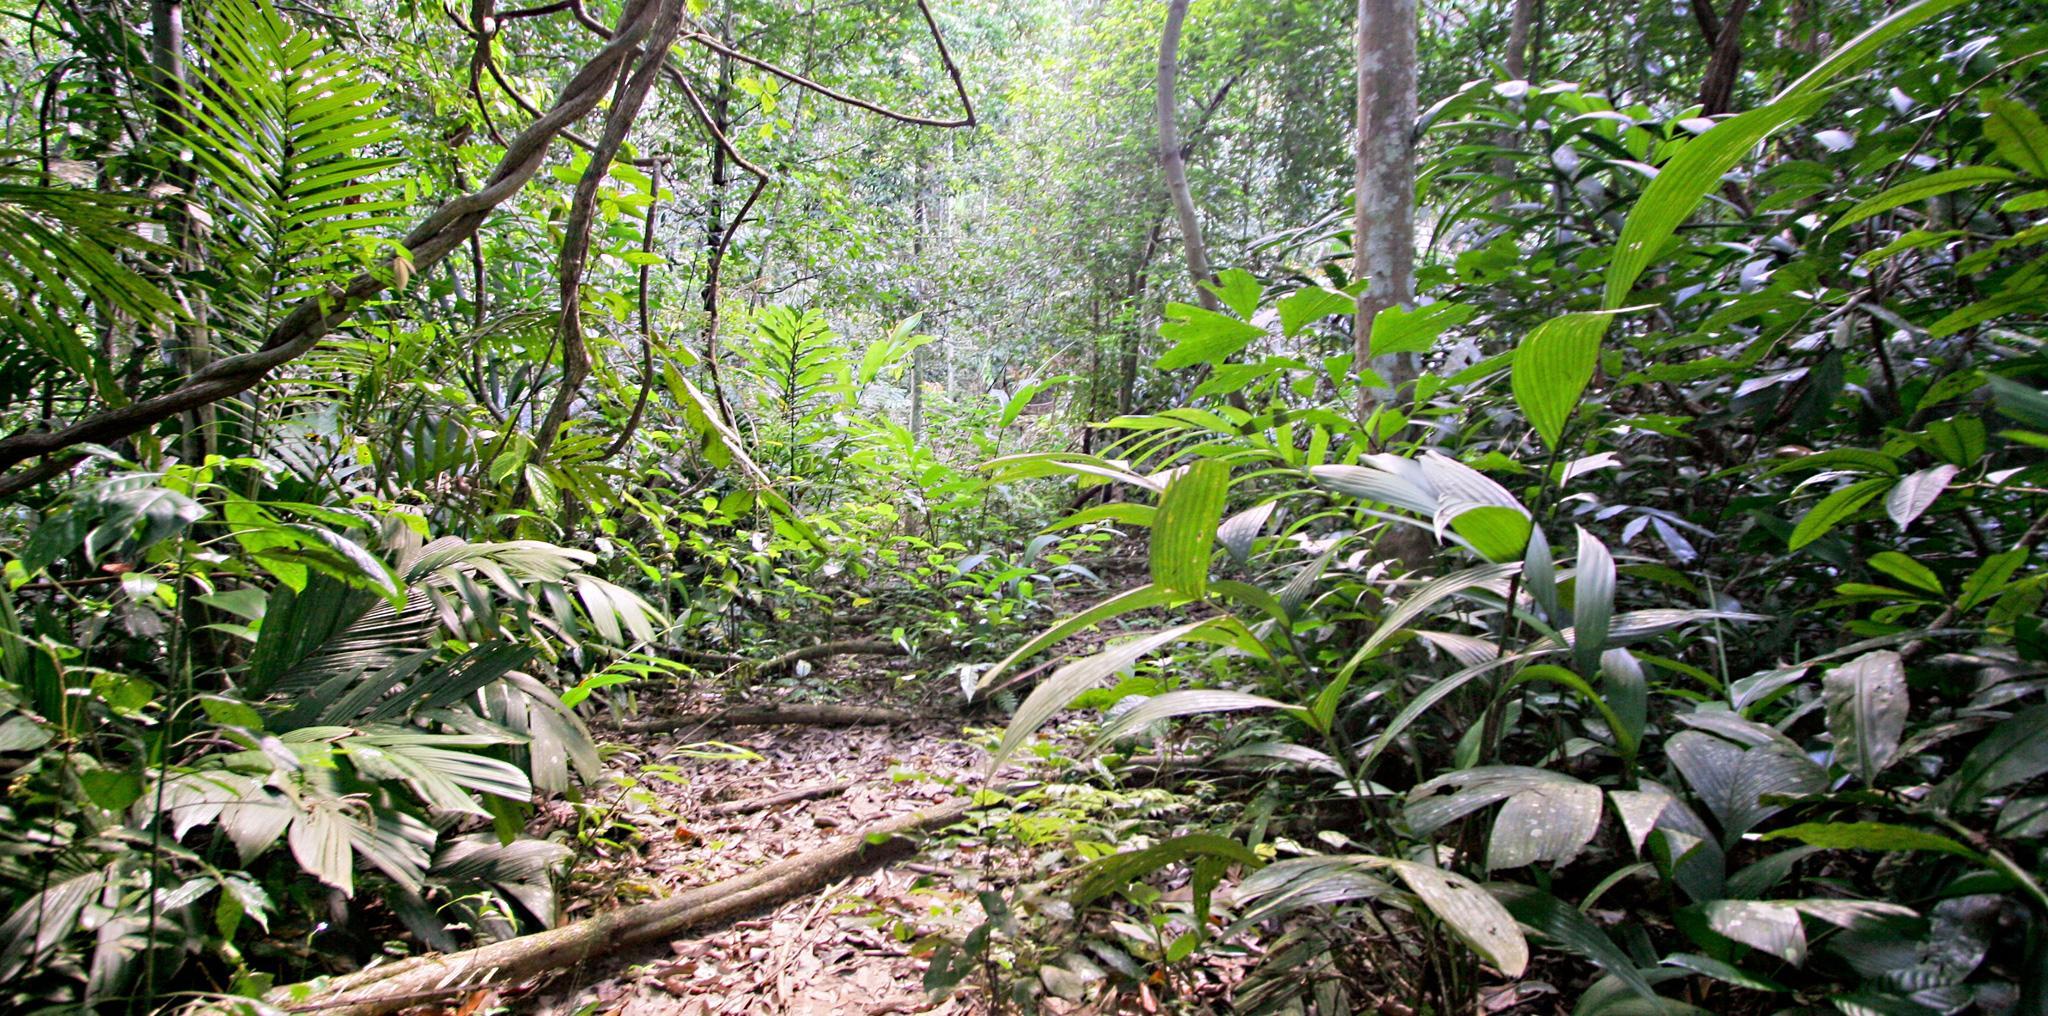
[0,0,2046,1012]
[0,0,1082,1009]
[959,7,2048,1015]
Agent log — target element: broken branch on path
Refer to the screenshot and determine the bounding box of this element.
[260,799,981,1016]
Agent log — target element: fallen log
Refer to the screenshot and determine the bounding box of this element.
[261,799,977,1016]
[622,703,913,734]
[706,780,855,816]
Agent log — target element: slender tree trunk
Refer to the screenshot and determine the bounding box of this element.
[153,0,215,462]
[1503,0,1536,80]
[1353,0,1418,423]
[1690,0,1751,116]
[1491,0,1539,214]
[909,158,927,445]
[1157,0,1217,312]
[701,5,734,415]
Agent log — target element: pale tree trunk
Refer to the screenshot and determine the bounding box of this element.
[1356,0,1434,571]
[909,158,927,444]
[1158,0,1217,312]
[1353,0,1418,422]
[1504,0,1536,80]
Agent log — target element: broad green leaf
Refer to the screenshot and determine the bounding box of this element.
[1958,548,2026,610]
[1828,167,2019,232]
[1216,502,1274,566]
[1494,884,1659,1002]
[1511,312,1620,449]
[1772,0,1971,102]
[80,768,144,811]
[1150,459,1230,598]
[1702,900,1806,965]
[1277,287,1354,338]
[1604,93,1827,308]
[1984,98,2048,177]
[1884,464,1958,530]
[1203,268,1263,318]
[1934,703,2048,811]
[288,800,355,897]
[1788,477,1891,550]
[1573,527,1615,676]
[1600,649,1648,755]
[1761,821,1981,860]
[1155,303,1265,370]
[1368,301,1474,357]
[988,618,1250,771]
[1092,690,1295,747]
[1866,551,1943,596]
[1668,731,1826,841]
[970,583,1175,696]
[1822,650,1907,785]
[1661,953,1788,993]
[1523,525,1560,624]
[1406,766,1579,836]
[1071,833,1260,907]
[1377,859,1528,977]
[1928,279,2048,339]
[1422,452,1531,562]
[1486,782,1603,869]
[1987,375,2048,428]
[1310,462,1438,516]
[1445,507,1529,564]
[1608,790,1669,854]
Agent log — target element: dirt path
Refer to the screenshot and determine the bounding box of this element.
[513,693,1017,1016]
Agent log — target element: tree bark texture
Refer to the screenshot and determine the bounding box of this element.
[1353,0,1419,418]
[1158,0,1217,312]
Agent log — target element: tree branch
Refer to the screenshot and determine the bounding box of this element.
[0,0,664,497]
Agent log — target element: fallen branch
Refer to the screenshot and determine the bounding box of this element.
[0,0,661,497]
[623,703,913,734]
[262,799,979,1016]
[706,780,855,816]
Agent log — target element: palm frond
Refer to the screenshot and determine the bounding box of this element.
[172,0,405,348]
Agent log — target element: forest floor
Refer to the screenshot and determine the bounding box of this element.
[511,659,1050,1016]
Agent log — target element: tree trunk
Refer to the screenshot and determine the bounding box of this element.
[1353,0,1419,422]
[1157,0,1217,312]
[1503,0,1536,80]
[1692,0,1752,116]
